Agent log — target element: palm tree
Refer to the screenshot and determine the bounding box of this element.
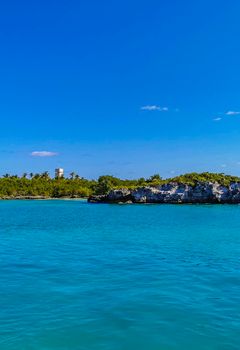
[69,172,76,180]
[3,174,10,178]
[41,171,50,179]
[22,173,28,179]
[29,172,34,179]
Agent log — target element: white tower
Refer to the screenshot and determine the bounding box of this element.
[55,168,64,178]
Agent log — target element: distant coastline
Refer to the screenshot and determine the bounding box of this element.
[1,172,240,203]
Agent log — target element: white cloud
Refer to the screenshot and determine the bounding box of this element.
[213,117,222,121]
[226,111,240,115]
[31,151,58,157]
[141,105,168,111]
[221,164,227,168]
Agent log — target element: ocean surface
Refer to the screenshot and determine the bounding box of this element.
[0,200,240,350]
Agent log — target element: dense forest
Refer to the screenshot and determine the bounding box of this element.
[0,172,240,198]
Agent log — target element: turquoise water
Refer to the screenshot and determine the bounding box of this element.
[0,200,240,350]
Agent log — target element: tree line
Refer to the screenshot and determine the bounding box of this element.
[0,172,239,198]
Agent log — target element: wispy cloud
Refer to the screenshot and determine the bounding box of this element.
[31,151,58,157]
[221,164,227,168]
[141,105,168,111]
[226,111,240,116]
[213,117,222,121]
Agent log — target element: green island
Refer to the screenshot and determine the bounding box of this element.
[0,172,240,199]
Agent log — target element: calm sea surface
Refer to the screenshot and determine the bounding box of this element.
[0,200,240,350]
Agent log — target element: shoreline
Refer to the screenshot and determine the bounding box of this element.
[0,196,88,201]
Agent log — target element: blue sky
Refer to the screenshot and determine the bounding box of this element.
[1,0,240,179]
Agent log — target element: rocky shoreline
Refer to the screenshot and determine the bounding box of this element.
[88,182,240,204]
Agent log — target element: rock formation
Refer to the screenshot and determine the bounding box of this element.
[88,182,240,204]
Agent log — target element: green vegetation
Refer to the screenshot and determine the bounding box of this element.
[169,172,240,187]
[0,172,239,198]
[0,174,96,198]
